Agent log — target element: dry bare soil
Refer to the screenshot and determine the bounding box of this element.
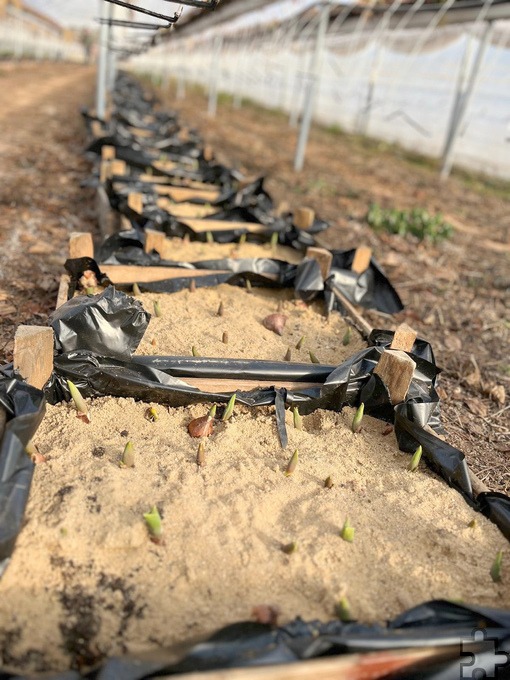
[0,63,508,491]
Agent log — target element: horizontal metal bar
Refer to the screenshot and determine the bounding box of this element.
[97,18,171,30]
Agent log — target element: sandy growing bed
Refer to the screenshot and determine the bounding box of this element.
[0,397,507,672]
[157,238,303,264]
[136,284,365,363]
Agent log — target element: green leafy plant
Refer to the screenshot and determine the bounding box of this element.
[119,441,135,468]
[367,203,453,243]
[409,445,423,472]
[351,403,364,434]
[222,394,237,422]
[491,550,503,582]
[143,506,162,543]
[67,380,90,424]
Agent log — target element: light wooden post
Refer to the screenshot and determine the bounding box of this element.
[69,233,94,260]
[14,327,54,389]
[294,207,315,229]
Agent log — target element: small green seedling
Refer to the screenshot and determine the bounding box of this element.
[239,233,247,246]
[468,519,477,529]
[245,279,252,293]
[351,403,364,434]
[282,541,297,555]
[491,550,504,583]
[222,393,237,422]
[296,335,305,350]
[206,231,214,244]
[145,407,158,422]
[342,327,352,346]
[284,347,292,362]
[153,301,162,317]
[285,449,298,477]
[324,476,334,489]
[222,331,229,345]
[334,596,351,622]
[340,517,354,542]
[309,350,320,364]
[86,287,95,296]
[408,445,423,472]
[217,301,224,317]
[270,231,278,253]
[189,278,196,293]
[192,345,200,357]
[293,407,303,431]
[143,506,162,544]
[132,283,141,296]
[67,380,90,424]
[119,441,135,468]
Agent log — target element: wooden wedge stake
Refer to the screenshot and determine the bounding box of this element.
[110,159,127,178]
[69,233,94,260]
[390,323,418,353]
[128,193,144,215]
[101,145,116,161]
[14,326,54,389]
[374,349,416,405]
[294,207,315,230]
[305,246,333,280]
[351,246,372,274]
[144,229,166,255]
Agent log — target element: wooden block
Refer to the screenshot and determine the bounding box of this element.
[294,207,315,230]
[306,246,333,280]
[14,326,54,389]
[276,201,290,217]
[144,229,167,255]
[151,160,178,172]
[100,265,279,285]
[69,232,94,260]
[180,219,267,235]
[101,145,116,161]
[203,144,214,162]
[373,349,416,405]
[351,246,372,274]
[390,323,418,353]
[155,180,218,194]
[110,159,127,177]
[128,193,144,215]
[91,120,103,139]
[99,160,110,183]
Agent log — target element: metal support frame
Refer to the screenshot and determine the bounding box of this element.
[96,1,112,119]
[294,3,331,172]
[440,21,494,179]
[208,35,223,117]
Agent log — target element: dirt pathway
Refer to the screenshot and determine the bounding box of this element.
[0,62,96,362]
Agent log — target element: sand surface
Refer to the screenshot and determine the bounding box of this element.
[135,284,364,364]
[158,238,303,264]
[0,397,507,672]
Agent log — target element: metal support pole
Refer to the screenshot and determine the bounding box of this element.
[440,22,493,179]
[294,4,330,172]
[96,1,111,120]
[208,35,223,117]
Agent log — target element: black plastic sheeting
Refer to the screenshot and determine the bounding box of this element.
[0,373,45,573]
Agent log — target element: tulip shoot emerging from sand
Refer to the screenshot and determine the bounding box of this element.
[491,550,503,583]
[409,445,423,472]
[351,403,364,434]
[120,441,135,468]
[284,347,292,362]
[468,519,477,529]
[342,327,352,346]
[86,287,95,296]
[309,350,320,364]
[293,407,303,431]
[239,233,247,246]
[196,441,206,469]
[206,231,214,244]
[188,404,217,438]
[189,279,196,293]
[296,335,305,350]
[340,518,354,542]
[217,301,224,317]
[222,331,229,345]
[143,506,162,544]
[270,231,278,253]
[222,394,237,422]
[132,283,141,296]
[282,541,297,555]
[285,449,298,477]
[153,301,162,318]
[192,345,200,357]
[246,279,252,293]
[145,407,158,422]
[67,380,90,424]
[335,597,351,622]
[324,476,334,489]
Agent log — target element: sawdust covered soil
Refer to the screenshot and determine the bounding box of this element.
[0,396,507,672]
